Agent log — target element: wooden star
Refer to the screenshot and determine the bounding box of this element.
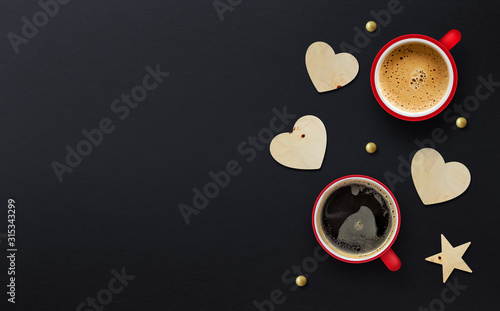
[425,234,472,283]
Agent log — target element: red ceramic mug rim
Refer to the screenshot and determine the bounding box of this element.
[370,34,458,121]
[312,175,401,264]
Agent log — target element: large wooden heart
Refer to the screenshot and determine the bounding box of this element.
[270,115,326,170]
[411,148,471,205]
[305,41,359,93]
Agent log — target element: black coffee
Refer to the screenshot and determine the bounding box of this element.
[321,185,392,255]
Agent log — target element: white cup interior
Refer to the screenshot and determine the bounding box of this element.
[313,177,399,262]
[374,38,454,118]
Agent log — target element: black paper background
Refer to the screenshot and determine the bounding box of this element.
[0,0,499,310]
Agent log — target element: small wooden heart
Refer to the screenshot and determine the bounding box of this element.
[270,115,326,170]
[305,41,359,93]
[411,148,471,205]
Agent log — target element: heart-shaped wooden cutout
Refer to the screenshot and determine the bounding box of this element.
[305,41,359,93]
[270,115,326,170]
[411,148,471,205]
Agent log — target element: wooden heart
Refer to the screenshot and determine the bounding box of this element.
[305,41,359,93]
[270,115,326,170]
[411,148,471,205]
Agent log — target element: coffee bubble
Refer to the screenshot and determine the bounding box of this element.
[378,42,449,112]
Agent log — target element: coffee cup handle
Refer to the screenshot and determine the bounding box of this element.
[380,248,401,271]
[439,29,461,51]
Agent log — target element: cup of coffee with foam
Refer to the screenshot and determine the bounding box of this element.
[312,175,401,271]
[370,30,461,121]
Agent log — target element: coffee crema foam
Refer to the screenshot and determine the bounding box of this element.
[378,42,449,112]
[317,180,397,259]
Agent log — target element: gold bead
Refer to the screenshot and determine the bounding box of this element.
[366,21,377,32]
[296,275,307,287]
[365,142,377,154]
[456,117,467,128]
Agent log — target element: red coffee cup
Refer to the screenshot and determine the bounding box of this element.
[312,175,401,271]
[370,30,461,121]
